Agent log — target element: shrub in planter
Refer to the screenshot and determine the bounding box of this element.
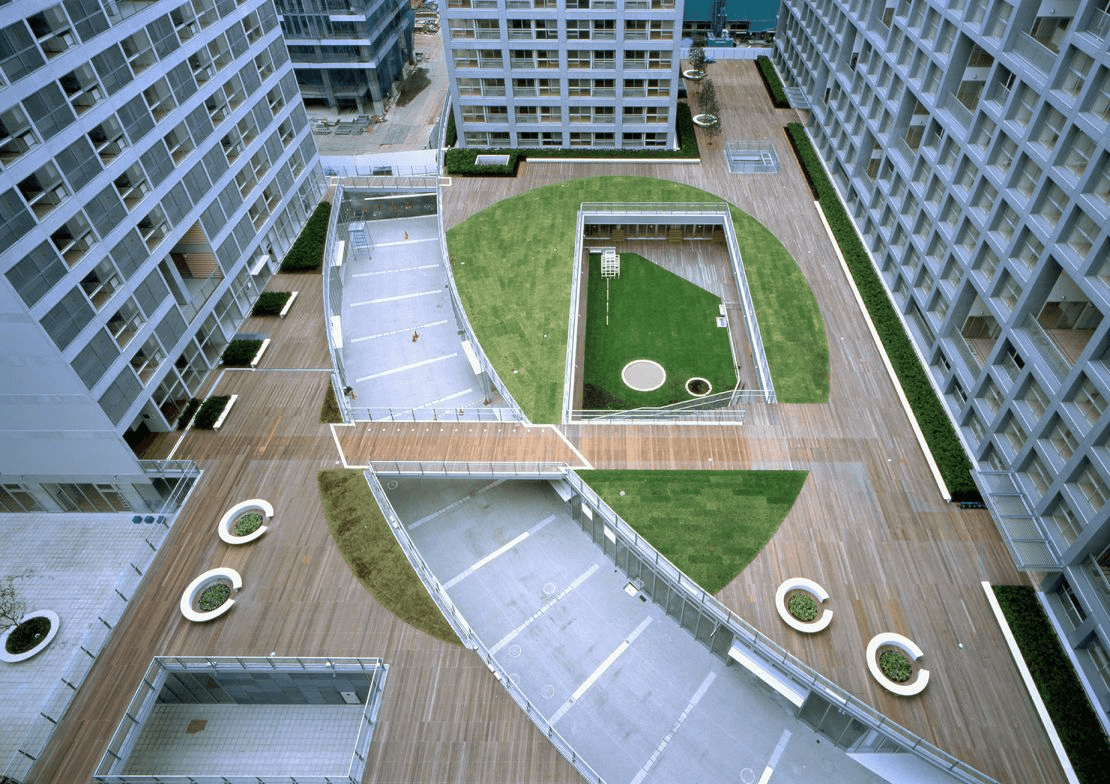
[234,512,263,537]
[176,398,201,430]
[222,339,263,366]
[198,583,231,612]
[280,202,331,272]
[194,396,231,429]
[444,149,522,176]
[251,291,292,317]
[787,592,818,622]
[785,122,977,498]
[5,616,51,655]
[879,649,912,682]
[994,586,1110,784]
[756,56,790,108]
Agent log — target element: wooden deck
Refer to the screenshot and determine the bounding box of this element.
[33,61,1063,784]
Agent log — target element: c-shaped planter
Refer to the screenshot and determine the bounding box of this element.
[775,577,833,633]
[218,498,273,545]
[866,632,930,696]
[180,567,242,622]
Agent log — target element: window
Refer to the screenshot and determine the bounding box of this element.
[1058,130,1096,180]
[1010,155,1041,200]
[0,484,44,513]
[1070,375,1105,427]
[1043,415,1078,462]
[1073,459,1108,513]
[1037,183,1068,224]
[1058,49,1093,98]
[1029,15,1071,53]
[60,63,102,114]
[113,164,149,210]
[51,212,96,265]
[1000,412,1028,455]
[1034,106,1066,152]
[1024,453,1053,496]
[18,162,68,218]
[1086,638,1110,690]
[80,260,121,310]
[1064,210,1098,258]
[1010,85,1038,125]
[1047,498,1082,545]
[1085,67,1110,122]
[1023,379,1050,420]
[994,272,1022,311]
[0,105,38,165]
[1012,229,1043,273]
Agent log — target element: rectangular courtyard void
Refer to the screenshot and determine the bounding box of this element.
[564,203,775,422]
[94,657,387,784]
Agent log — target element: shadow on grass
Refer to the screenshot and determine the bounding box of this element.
[318,470,460,644]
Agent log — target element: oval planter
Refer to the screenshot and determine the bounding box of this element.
[692,114,720,127]
[775,578,832,633]
[866,632,930,696]
[180,568,242,623]
[683,69,706,80]
[0,610,60,663]
[218,498,273,545]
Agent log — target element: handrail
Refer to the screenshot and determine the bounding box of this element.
[369,460,569,476]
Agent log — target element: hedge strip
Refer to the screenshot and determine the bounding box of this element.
[993,585,1110,784]
[785,123,976,497]
[445,102,700,175]
[280,202,330,272]
[756,56,790,108]
[194,396,231,430]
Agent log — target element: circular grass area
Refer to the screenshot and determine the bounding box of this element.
[446,176,829,423]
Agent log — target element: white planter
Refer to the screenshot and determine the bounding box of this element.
[775,578,833,633]
[692,114,720,127]
[0,610,60,663]
[180,568,242,622]
[866,632,930,696]
[685,377,713,397]
[218,498,273,544]
[683,69,706,80]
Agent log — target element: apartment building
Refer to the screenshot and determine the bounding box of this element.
[774,0,1110,726]
[275,0,414,116]
[0,0,324,513]
[443,0,685,150]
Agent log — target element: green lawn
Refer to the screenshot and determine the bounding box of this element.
[583,470,808,593]
[583,253,735,408]
[318,470,459,644]
[447,176,828,423]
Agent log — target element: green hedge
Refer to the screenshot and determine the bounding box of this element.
[445,109,457,147]
[175,398,200,430]
[280,202,330,272]
[785,123,976,498]
[444,103,700,175]
[251,291,292,316]
[194,396,231,430]
[221,339,263,366]
[993,586,1110,784]
[756,56,790,108]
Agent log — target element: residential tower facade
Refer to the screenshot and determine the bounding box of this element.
[0,0,324,513]
[443,0,685,150]
[775,0,1110,726]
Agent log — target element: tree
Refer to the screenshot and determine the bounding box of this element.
[688,44,707,74]
[699,79,720,119]
[0,577,26,632]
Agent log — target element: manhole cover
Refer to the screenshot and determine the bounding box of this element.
[542,582,556,596]
[739,768,756,784]
[386,480,399,490]
[508,644,522,658]
[541,684,555,699]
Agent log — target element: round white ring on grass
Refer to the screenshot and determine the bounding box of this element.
[686,377,712,397]
[621,359,666,392]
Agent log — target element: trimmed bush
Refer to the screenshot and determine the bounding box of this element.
[251,291,292,317]
[198,583,230,612]
[994,586,1110,784]
[176,398,200,430]
[444,103,700,175]
[445,108,457,147]
[280,202,330,272]
[320,382,342,423]
[194,396,231,429]
[234,512,263,536]
[221,339,263,366]
[785,122,976,497]
[788,592,818,622]
[879,649,912,682]
[756,56,790,108]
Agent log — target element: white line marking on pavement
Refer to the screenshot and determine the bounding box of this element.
[549,616,653,725]
[352,263,440,277]
[409,480,506,530]
[443,514,556,589]
[490,564,600,654]
[630,670,718,784]
[415,388,475,407]
[757,729,793,784]
[355,353,457,382]
[374,237,440,248]
[350,289,442,307]
[350,320,450,343]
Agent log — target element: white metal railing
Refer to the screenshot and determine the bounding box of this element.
[345,406,516,423]
[369,460,568,476]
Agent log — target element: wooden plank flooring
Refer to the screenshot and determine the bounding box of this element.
[33,61,1063,784]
